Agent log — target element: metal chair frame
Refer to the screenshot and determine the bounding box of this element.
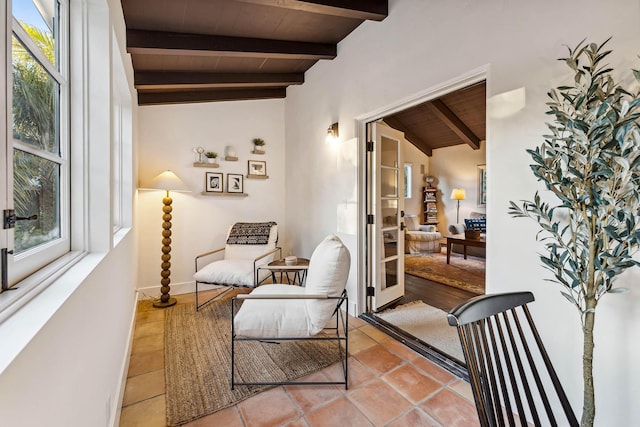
[448,292,579,427]
[194,245,281,311]
[231,290,348,389]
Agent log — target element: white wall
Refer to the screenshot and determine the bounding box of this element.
[137,99,287,294]
[430,141,486,232]
[284,0,640,424]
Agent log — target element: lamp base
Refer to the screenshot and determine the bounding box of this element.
[153,297,177,308]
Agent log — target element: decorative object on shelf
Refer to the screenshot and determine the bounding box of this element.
[225,145,238,161]
[425,176,435,188]
[450,188,466,223]
[227,173,243,193]
[205,172,223,193]
[252,137,266,154]
[477,164,486,207]
[142,170,191,308]
[204,151,219,166]
[326,122,339,144]
[247,160,268,179]
[194,146,205,163]
[423,187,438,226]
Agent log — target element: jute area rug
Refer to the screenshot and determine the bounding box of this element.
[378,300,464,362]
[404,247,485,295]
[164,292,341,426]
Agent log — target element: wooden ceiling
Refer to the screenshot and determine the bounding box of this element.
[383,82,486,156]
[120,0,388,105]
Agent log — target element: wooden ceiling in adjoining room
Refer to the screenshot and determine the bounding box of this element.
[120,0,389,105]
[383,82,486,156]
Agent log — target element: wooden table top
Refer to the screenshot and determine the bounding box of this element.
[447,234,486,245]
[266,258,310,270]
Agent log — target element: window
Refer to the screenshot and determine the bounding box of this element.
[5,0,69,286]
[404,163,412,198]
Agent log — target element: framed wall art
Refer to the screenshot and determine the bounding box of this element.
[477,164,487,207]
[205,172,223,193]
[227,173,244,193]
[247,160,267,178]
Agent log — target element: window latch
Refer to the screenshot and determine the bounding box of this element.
[3,209,38,229]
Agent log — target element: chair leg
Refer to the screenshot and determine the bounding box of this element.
[196,284,233,311]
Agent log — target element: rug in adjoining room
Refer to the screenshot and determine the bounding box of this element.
[378,300,464,362]
[164,293,341,426]
[404,248,485,295]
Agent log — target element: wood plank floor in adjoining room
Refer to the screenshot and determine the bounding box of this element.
[393,273,480,313]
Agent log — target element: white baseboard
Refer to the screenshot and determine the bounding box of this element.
[136,280,224,300]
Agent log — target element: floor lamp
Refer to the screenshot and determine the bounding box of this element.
[450,188,466,224]
[144,170,190,308]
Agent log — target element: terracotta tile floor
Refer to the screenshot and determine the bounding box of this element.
[119,290,480,427]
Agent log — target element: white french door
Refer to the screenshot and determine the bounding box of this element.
[367,121,405,311]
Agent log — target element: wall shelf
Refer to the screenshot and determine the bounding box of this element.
[246,174,269,179]
[193,162,219,168]
[200,192,248,197]
[225,156,238,161]
[251,149,265,155]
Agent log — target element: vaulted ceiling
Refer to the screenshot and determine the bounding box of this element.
[120,1,485,156]
[384,82,486,156]
[120,0,388,105]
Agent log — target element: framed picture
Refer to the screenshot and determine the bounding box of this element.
[248,160,267,176]
[227,173,244,193]
[205,172,223,192]
[477,164,487,207]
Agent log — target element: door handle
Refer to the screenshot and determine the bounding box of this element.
[400,222,406,231]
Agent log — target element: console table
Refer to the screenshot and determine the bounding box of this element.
[446,234,486,264]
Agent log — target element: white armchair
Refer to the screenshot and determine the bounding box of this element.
[404,214,442,254]
[231,234,351,389]
[193,222,281,310]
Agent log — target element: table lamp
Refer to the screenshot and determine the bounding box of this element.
[450,188,466,224]
[144,170,190,307]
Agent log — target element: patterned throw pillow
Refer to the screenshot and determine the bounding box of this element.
[464,217,486,232]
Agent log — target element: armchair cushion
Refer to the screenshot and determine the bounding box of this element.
[234,284,312,338]
[224,224,278,260]
[304,235,351,334]
[194,259,269,287]
[464,217,486,233]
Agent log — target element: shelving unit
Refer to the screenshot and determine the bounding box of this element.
[423,187,439,228]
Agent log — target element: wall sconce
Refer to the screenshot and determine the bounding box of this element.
[326,122,339,144]
[450,188,466,223]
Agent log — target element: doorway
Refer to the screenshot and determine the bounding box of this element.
[359,70,487,373]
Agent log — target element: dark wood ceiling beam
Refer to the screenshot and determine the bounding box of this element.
[426,99,481,150]
[237,0,387,21]
[134,72,304,90]
[127,30,336,60]
[137,88,287,105]
[383,117,433,157]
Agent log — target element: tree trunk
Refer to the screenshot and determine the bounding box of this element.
[581,296,596,427]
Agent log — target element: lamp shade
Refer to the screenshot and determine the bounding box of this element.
[450,188,466,201]
[141,170,190,192]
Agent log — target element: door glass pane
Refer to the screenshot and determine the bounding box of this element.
[381,168,398,197]
[383,230,398,258]
[12,0,58,68]
[381,199,398,227]
[380,258,398,290]
[12,36,60,155]
[13,150,61,253]
[380,136,397,168]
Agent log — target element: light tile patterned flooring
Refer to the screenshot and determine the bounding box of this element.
[119,290,480,427]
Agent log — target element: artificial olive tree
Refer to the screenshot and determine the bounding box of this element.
[509,39,640,427]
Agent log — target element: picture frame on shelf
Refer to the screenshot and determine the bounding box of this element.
[205,172,223,192]
[248,160,267,177]
[227,173,244,193]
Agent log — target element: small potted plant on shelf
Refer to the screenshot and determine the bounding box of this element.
[252,138,266,154]
[204,151,218,165]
